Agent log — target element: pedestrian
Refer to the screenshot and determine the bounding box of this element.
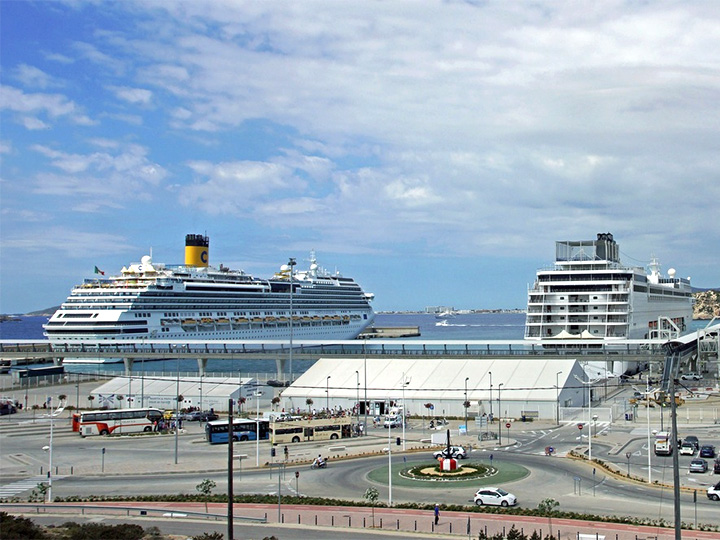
[284,445,289,461]
[434,503,439,525]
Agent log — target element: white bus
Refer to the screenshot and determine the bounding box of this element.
[73,407,164,436]
[270,416,353,444]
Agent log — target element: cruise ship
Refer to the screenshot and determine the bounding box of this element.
[524,233,693,342]
[44,234,375,361]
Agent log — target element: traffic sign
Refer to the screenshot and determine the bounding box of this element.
[577,423,583,430]
[295,471,299,479]
[505,422,511,428]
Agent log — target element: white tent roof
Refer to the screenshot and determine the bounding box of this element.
[92,376,256,398]
[282,357,579,403]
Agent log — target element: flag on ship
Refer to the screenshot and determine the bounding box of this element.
[94,266,105,275]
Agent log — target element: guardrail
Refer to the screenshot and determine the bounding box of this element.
[0,502,267,523]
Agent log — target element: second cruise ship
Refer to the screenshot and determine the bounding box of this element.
[525,233,693,342]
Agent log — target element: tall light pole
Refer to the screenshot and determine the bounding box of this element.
[174,357,180,464]
[387,416,392,507]
[555,371,563,425]
[288,257,296,383]
[574,371,600,463]
[355,370,360,435]
[255,385,262,467]
[401,374,410,451]
[326,376,331,412]
[43,397,66,503]
[199,375,203,412]
[489,371,493,419]
[363,344,368,437]
[497,383,504,444]
[464,377,469,435]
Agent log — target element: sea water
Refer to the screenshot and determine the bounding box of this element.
[1,313,710,376]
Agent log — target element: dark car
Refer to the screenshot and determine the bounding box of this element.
[266,380,289,387]
[0,402,17,415]
[700,445,716,459]
[714,459,720,474]
[200,411,219,422]
[683,435,700,450]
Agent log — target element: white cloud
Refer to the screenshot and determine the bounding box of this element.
[0,85,95,127]
[110,85,153,105]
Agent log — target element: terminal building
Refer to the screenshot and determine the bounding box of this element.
[279,357,594,421]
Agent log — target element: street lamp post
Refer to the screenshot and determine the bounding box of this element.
[255,386,262,467]
[387,418,392,507]
[401,374,409,451]
[574,372,600,463]
[43,397,66,503]
[355,370,360,435]
[555,371,563,425]
[464,377,469,436]
[363,346,368,437]
[326,376,331,412]
[489,371,493,419]
[497,383,503,444]
[288,257,296,383]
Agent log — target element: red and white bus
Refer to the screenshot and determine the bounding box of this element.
[72,407,164,436]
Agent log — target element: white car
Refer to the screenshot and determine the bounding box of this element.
[680,373,702,381]
[433,446,468,459]
[474,487,517,507]
[679,442,696,456]
[708,482,720,501]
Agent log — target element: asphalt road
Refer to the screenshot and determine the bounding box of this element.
[3,417,719,527]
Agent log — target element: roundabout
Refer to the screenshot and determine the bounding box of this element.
[366,459,530,488]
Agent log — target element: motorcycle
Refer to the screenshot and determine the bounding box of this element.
[311,460,327,469]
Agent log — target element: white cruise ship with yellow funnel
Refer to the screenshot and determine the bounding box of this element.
[44,234,375,362]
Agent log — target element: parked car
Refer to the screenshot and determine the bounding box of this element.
[181,411,204,421]
[708,482,720,501]
[0,402,17,415]
[682,435,700,450]
[266,380,289,387]
[680,373,702,381]
[433,446,468,459]
[200,411,219,422]
[700,445,716,459]
[474,487,517,507]
[714,459,720,474]
[679,442,696,456]
[689,458,708,473]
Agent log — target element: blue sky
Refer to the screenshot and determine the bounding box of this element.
[1,1,719,315]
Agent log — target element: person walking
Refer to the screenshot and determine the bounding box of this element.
[434,503,439,525]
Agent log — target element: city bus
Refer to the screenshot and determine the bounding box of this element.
[205,418,270,444]
[270,416,353,444]
[73,407,164,436]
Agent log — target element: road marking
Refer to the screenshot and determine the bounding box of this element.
[0,475,50,498]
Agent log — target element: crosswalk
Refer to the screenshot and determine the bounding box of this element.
[0,475,51,499]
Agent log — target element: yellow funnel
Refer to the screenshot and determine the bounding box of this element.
[185,234,209,267]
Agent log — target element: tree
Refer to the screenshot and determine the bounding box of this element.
[58,394,67,403]
[196,479,217,514]
[271,396,280,410]
[306,398,314,409]
[363,487,379,527]
[87,395,95,406]
[537,498,560,539]
[238,397,246,413]
[116,395,124,409]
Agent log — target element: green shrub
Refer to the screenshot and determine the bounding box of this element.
[0,512,47,539]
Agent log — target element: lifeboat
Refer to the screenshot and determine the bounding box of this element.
[182,318,198,326]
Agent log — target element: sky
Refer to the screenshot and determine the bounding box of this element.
[1,1,719,315]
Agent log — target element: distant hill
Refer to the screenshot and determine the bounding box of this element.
[25,306,60,317]
[693,290,720,320]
